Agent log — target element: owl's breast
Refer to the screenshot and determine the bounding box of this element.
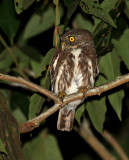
[51,48,94,95]
[65,48,82,95]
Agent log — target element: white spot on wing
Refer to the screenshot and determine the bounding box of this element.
[88,60,92,73]
[53,55,59,70]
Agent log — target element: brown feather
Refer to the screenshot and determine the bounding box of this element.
[57,108,75,131]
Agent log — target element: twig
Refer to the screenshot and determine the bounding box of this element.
[0,35,28,80]
[0,73,59,103]
[74,119,116,160]
[19,104,59,133]
[103,130,129,160]
[18,73,129,133]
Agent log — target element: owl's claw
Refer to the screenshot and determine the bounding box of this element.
[58,91,66,102]
[78,86,88,98]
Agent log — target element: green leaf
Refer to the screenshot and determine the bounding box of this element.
[13,47,30,69]
[86,97,107,133]
[10,91,29,123]
[19,45,43,62]
[99,50,123,120]
[79,0,116,28]
[124,1,129,19]
[73,13,94,33]
[14,0,35,14]
[29,93,45,119]
[101,0,118,12]
[41,72,51,90]
[99,49,120,81]
[113,29,129,70]
[53,0,57,5]
[13,107,27,123]
[23,5,55,39]
[108,90,124,120]
[0,139,7,155]
[63,0,71,7]
[0,90,11,109]
[29,71,51,118]
[23,133,63,160]
[0,49,12,73]
[0,0,21,43]
[75,103,85,125]
[64,0,80,28]
[10,91,29,117]
[95,74,107,87]
[31,48,55,78]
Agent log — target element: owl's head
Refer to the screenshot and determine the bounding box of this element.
[60,29,94,51]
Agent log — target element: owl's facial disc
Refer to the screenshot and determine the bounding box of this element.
[61,41,76,51]
[61,36,76,51]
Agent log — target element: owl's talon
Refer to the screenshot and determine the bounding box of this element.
[58,91,66,102]
[55,99,62,105]
[78,86,88,98]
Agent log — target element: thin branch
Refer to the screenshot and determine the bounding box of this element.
[19,73,129,133]
[103,130,129,160]
[0,73,59,103]
[74,119,116,160]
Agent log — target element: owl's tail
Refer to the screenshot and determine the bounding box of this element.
[57,108,75,131]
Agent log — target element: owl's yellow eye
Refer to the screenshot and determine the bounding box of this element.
[69,36,75,42]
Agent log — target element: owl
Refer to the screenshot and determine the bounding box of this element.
[50,29,99,131]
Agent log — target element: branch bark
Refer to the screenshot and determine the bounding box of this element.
[19,73,129,133]
[0,73,59,103]
[0,73,129,133]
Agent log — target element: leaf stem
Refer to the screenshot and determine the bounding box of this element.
[0,35,28,80]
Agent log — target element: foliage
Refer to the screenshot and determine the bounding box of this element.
[0,0,129,159]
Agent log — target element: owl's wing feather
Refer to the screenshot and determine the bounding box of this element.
[50,49,60,92]
[50,49,75,95]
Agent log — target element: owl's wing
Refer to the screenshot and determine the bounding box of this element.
[49,48,61,92]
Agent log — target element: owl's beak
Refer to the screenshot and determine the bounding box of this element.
[61,42,66,51]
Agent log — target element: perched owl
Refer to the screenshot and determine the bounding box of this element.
[50,29,99,131]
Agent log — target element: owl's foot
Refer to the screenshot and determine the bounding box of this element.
[58,91,66,102]
[78,86,88,98]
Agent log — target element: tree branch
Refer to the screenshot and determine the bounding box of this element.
[103,130,129,160]
[0,73,59,103]
[74,119,116,160]
[0,73,129,133]
[19,73,129,133]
